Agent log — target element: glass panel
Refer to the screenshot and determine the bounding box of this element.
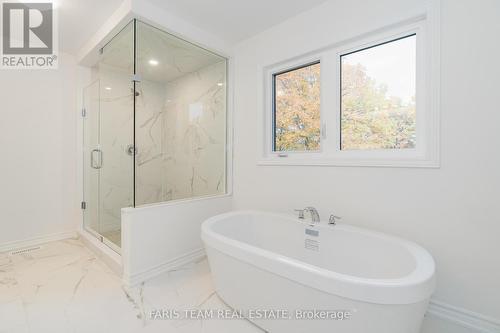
[83,81,100,237]
[98,21,135,248]
[273,62,321,152]
[134,21,227,205]
[83,21,135,250]
[341,35,417,150]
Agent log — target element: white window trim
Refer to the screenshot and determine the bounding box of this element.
[258,11,440,168]
[264,54,326,159]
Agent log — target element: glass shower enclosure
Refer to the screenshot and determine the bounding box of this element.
[82,20,227,251]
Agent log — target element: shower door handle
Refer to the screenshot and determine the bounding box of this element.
[91,149,103,169]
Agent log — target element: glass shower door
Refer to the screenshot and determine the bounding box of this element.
[82,81,101,241]
[82,18,228,250]
[82,21,135,251]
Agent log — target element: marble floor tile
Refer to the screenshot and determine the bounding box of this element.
[0,239,265,333]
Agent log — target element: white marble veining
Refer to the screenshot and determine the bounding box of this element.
[84,25,227,249]
[134,60,227,205]
[161,61,227,201]
[87,61,226,236]
[98,64,134,234]
[0,239,263,333]
[84,63,135,245]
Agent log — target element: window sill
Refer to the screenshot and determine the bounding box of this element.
[257,157,440,168]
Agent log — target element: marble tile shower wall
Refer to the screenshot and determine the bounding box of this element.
[161,61,226,202]
[97,61,226,228]
[98,64,135,234]
[135,79,167,205]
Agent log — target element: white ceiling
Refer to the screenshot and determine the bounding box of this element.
[57,0,124,54]
[147,0,331,43]
[100,21,225,83]
[57,0,331,55]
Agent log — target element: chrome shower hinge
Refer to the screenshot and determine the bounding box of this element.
[131,74,142,82]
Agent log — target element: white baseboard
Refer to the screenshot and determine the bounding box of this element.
[123,248,206,287]
[428,299,500,333]
[0,231,78,253]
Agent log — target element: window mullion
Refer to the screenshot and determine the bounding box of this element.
[319,50,337,157]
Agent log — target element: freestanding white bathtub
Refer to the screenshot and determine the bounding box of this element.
[202,211,436,333]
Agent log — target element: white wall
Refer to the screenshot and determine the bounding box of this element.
[232,0,500,331]
[121,195,232,286]
[0,53,79,248]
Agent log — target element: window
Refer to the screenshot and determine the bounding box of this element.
[261,17,439,167]
[340,35,416,150]
[273,62,321,152]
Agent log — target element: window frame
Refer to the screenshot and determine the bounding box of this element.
[259,17,440,168]
[263,53,327,159]
[272,60,322,154]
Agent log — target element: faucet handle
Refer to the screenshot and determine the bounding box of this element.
[328,214,341,225]
[294,209,305,219]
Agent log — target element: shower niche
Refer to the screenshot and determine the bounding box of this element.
[82,20,228,251]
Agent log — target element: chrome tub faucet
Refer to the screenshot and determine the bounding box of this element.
[295,207,321,224]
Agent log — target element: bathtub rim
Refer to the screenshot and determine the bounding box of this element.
[202,210,436,305]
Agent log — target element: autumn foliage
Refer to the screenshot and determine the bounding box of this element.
[274,63,321,151]
[273,62,416,151]
[341,63,416,150]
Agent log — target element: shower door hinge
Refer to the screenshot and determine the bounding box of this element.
[81,108,86,118]
[81,201,86,210]
[131,74,142,82]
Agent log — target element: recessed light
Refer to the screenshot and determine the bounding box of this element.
[149,59,159,66]
[217,82,223,86]
[105,87,112,90]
